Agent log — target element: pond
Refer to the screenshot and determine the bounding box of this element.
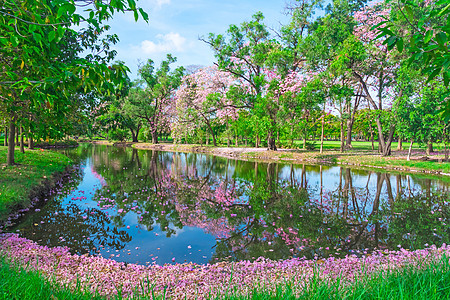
[9,144,450,266]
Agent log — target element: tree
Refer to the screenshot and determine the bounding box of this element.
[0,0,148,165]
[205,12,280,150]
[131,55,185,144]
[375,0,450,116]
[174,66,238,146]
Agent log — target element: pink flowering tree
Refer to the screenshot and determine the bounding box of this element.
[351,1,403,156]
[174,66,239,146]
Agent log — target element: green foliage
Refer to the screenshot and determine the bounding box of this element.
[0,0,148,164]
[375,0,450,117]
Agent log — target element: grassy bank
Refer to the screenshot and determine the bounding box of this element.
[1,250,449,300]
[0,146,72,220]
[228,256,450,300]
[0,258,104,300]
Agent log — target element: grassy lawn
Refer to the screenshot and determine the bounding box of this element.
[228,257,450,300]
[292,140,445,151]
[0,146,72,220]
[0,258,104,300]
[2,254,449,299]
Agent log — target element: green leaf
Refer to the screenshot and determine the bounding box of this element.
[378,26,395,36]
[438,3,450,16]
[424,30,433,43]
[139,8,149,21]
[48,31,56,42]
[396,38,404,52]
[386,36,397,50]
[33,33,42,44]
[404,6,414,20]
[10,36,19,47]
[28,24,36,33]
[436,32,448,45]
[426,67,442,83]
[127,0,136,9]
[444,71,450,86]
[57,5,68,18]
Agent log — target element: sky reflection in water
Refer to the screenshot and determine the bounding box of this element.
[11,144,450,265]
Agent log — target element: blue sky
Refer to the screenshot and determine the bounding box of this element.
[105,0,291,78]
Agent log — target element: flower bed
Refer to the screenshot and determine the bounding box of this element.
[0,233,448,299]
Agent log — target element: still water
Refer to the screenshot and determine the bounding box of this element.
[10,144,450,266]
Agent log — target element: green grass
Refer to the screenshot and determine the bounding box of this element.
[339,155,450,173]
[0,146,72,220]
[0,258,105,300]
[291,140,445,151]
[221,257,450,300]
[2,255,449,300]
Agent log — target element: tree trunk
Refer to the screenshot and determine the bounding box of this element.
[345,116,354,149]
[203,119,217,146]
[131,125,141,143]
[28,132,34,149]
[226,120,230,147]
[407,139,414,161]
[7,118,16,166]
[15,127,19,145]
[320,114,325,153]
[426,141,433,156]
[131,130,138,143]
[353,71,395,156]
[445,142,449,162]
[256,133,259,148]
[397,137,403,150]
[20,126,24,153]
[381,125,395,156]
[340,119,344,153]
[369,125,374,150]
[267,132,277,151]
[151,131,158,144]
[4,126,7,146]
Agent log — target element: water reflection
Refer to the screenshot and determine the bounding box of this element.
[10,144,450,265]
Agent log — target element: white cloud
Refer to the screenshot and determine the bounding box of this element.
[156,0,171,5]
[138,32,187,54]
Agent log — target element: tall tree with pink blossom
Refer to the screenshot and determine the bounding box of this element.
[174,66,238,146]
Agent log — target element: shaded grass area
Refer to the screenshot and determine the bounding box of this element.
[223,257,450,300]
[0,146,72,220]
